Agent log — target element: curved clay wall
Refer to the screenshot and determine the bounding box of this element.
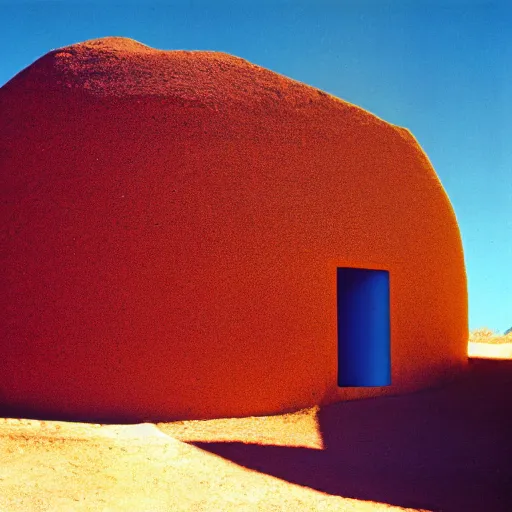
[0,38,468,421]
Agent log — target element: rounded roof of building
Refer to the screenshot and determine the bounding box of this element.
[5,36,397,127]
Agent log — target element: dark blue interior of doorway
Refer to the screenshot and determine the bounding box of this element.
[337,267,391,387]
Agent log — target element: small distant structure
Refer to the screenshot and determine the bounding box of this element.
[0,37,468,421]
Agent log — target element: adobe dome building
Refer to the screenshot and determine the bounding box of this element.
[0,37,468,422]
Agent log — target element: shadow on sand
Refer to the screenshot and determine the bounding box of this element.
[192,359,512,512]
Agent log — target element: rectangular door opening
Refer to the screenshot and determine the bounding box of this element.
[337,267,391,387]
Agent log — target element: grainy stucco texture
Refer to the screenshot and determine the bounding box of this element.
[0,37,468,421]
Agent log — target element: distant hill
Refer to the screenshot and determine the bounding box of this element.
[505,326,512,335]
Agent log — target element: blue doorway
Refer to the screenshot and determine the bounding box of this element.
[337,267,391,387]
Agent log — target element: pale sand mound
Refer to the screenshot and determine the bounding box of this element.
[1,359,511,512]
[468,342,512,359]
[0,419,415,512]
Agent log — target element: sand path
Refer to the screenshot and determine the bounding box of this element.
[1,358,511,512]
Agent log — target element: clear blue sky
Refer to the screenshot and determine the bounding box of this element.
[2,0,511,333]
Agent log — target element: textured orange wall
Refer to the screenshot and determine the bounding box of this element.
[0,38,468,421]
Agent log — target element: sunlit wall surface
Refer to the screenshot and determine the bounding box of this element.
[0,38,468,421]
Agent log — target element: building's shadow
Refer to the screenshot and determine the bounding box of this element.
[192,359,512,512]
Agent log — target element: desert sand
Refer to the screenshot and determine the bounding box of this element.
[468,342,512,359]
[1,356,511,512]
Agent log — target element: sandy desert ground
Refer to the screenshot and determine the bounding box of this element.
[1,349,511,512]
